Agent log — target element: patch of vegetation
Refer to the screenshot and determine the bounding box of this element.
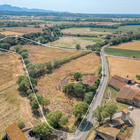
[104,48,140,58]
[136,75,140,80]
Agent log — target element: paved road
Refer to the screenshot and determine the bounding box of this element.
[71,45,109,140]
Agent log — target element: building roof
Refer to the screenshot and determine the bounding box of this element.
[112,75,128,83]
[6,122,27,140]
[134,94,140,101]
[96,126,120,138]
[117,85,140,101]
[82,75,99,86]
[122,109,130,114]
[108,78,127,90]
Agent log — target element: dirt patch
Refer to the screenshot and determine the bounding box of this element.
[0,27,43,34]
[23,45,79,64]
[0,31,23,36]
[0,52,24,92]
[37,53,101,128]
[107,56,140,82]
[109,41,140,51]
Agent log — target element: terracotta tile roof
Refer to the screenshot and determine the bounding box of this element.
[82,75,99,86]
[117,85,140,101]
[123,109,130,114]
[6,122,27,140]
[134,94,140,101]
[112,75,128,83]
[108,78,127,91]
[96,126,120,137]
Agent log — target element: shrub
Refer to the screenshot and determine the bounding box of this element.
[18,121,25,129]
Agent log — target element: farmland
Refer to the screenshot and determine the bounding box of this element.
[107,56,140,82]
[61,25,140,35]
[104,48,140,58]
[0,51,24,92]
[0,27,43,35]
[47,36,103,49]
[37,53,101,129]
[0,85,39,139]
[109,41,140,51]
[23,45,80,64]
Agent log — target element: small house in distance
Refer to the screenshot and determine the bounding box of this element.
[6,122,27,140]
[95,126,120,140]
[82,75,99,86]
[121,109,130,121]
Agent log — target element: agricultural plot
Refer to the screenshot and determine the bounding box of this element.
[0,27,43,35]
[61,25,140,35]
[37,53,101,128]
[23,45,80,64]
[0,85,38,139]
[0,52,24,92]
[47,36,103,49]
[109,41,140,51]
[0,31,23,36]
[104,48,140,58]
[61,28,111,35]
[107,56,140,82]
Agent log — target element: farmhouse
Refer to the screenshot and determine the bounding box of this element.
[82,75,99,86]
[95,126,120,140]
[116,85,140,106]
[108,77,127,91]
[6,122,27,140]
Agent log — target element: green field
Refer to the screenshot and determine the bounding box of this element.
[62,25,140,35]
[104,48,140,58]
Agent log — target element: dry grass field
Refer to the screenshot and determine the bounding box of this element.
[0,52,24,92]
[0,31,23,36]
[37,53,101,128]
[0,27,43,34]
[23,45,79,64]
[61,28,111,35]
[0,85,40,139]
[47,36,103,49]
[107,56,140,82]
[109,41,140,51]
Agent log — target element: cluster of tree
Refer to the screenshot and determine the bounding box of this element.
[109,33,140,46]
[46,110,69,128]
[120,21,140,26]
[62,72,100,105]
[23,27,59,44]
[93,104,118,125]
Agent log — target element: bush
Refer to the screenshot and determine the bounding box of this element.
[84,92,93,104]
[74,72,82,80]
[18,121,25,129]
[59,116,69,126]
[136,75,140,80]
[53,59,60,68]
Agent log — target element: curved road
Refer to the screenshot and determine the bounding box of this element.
[0,36,109,140]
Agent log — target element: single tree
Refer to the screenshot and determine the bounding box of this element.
[73,102,89,119]
[59,116,69,126]
[73,83,84,97]
[46,110,62,128]
[105,104,118,122]
[84,92,93,104]
[33,122,53,138]
[18,121,25,129]
[31,100,39,110]
[75,44,81,50]
[74,72,82,80]
[46,61,53,73]
[41,97,50,110]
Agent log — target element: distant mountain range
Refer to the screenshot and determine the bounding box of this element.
[0,4,69,13]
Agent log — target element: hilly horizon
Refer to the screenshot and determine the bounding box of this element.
[0,4,69,13]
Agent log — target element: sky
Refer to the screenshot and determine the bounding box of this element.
[0,0,140,14]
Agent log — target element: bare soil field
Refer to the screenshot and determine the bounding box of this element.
[0,52,24,92]
[47,36,103,49]
[0,27,43,34]
[37,53,101,128]
[107,56,140,82]
[0,85,39,139]
[109,41,140,51]
[0,31,23,36]
[61,28,111,35]
[23,45,79,64]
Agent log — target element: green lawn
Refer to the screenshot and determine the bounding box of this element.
[104,48,140,58]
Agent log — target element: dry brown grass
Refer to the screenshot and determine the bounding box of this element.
[23,45,79,64]
[47,36,102,49]
[37,53,101,129]
[0,31,23,36]
[0,85,40,139]
[0,52,24,92]
[109,41,140,51]
[107,56,140,82]
[0,27,43,34]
